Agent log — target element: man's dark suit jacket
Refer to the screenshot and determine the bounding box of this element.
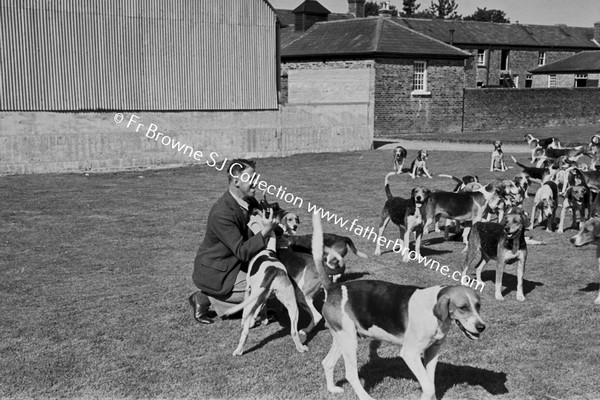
[193,191,266,297]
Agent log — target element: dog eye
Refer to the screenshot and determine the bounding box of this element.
[460,305,469,311]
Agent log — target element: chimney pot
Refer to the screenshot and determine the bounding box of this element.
[594,21,600,45]
[348,0,366,18]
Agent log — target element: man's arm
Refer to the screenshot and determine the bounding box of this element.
[212,211,267,262]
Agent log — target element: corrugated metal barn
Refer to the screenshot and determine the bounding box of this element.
[0,0,373,174]
[0,0,280,111]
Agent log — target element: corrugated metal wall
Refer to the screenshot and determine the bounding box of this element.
[0,0,279,111]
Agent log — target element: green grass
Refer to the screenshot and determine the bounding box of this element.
[1,147,600,400]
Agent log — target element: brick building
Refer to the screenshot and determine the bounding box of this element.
[281,15,471,136]
[529,49,600,88]
[393,19,599,88]
[280,1,600,89]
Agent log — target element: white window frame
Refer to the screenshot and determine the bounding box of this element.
[525,73,533,88]
[538,51,546,66]
[548,74,557,88]
[477,49,486,66]
[412,61,429,94]
[575,73,588,87]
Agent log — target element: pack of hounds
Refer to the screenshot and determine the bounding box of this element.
[218,133,600,400]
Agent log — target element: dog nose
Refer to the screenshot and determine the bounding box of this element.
[476,323,486,333]
[570,237,576,244]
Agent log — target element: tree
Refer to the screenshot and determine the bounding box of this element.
[364,1,399,17]
[428,0,460,19]
[402,0,420,17]
[463,7,510,23]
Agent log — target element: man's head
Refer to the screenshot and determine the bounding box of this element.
[228,159,257,200]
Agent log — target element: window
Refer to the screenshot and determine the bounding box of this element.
[513,74,519,88]
[537,51,546,66]
[412,61,428,93]
[548,74,557,88]
[525,74,533,88]
[477,49,486,66]
[575,73,588,87]
[501,50,510,70]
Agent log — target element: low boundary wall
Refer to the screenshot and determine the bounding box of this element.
[0,103,372,174]
[463,87,600,132]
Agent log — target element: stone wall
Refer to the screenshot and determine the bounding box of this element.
[0,104,372,174]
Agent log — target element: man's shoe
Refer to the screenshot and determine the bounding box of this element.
[188,294,215,325]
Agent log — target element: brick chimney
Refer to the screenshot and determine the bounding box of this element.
[348,0,365,18]
[594,21,600,45]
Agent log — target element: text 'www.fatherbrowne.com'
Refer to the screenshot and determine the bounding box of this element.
[114,112,484,292]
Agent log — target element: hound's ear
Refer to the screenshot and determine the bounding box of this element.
[433,290,450,321]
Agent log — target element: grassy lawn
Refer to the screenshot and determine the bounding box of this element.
[2,147,600,400]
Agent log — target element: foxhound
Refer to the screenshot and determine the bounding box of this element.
[276,209,300,235]
[529,181,558,232]
[311,213,485,400]
[570,218,600,304]
[374,177,428,262]
[490,141,508,172]
[464,210,528,301]
[524,134,561,164]
[279,232,367,272]
[393,145,408,173]
[558,185,590,233]
[410,150,432,179]
[223,208,308,356]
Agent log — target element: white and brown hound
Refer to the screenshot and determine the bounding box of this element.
[276,209,300,235]
[524,134,561,164]
[558,185,590,233]
[410,150,432,179]
[464,210,528,301]
[223,208,309,356]
[374,179,429,262]
[311,213,486,400]
[529,181,558,232]
[490,140,508,172]
[393,145,408,173]
[570,218,600,304]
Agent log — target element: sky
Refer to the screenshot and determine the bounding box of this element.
[268,0,600,28]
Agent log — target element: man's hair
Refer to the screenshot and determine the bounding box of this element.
[228,158,256,182]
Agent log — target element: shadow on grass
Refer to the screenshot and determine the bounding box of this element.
[579,282,599,292]
[480,270,544,297]
[348,341,508,399]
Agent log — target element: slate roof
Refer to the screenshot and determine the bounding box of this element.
[530,50,600,73]
[292,0,330,15]
[391,18,598,49]
[282,17,471,60]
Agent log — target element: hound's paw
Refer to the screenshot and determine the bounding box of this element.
[232,348,244,356]
[374,249,381,256]
[327,386,344,394]
[517,294,526,302]
[495,294,505,301]
[594,298,600,305]
[296,344,309,353]
[557,228,564,233]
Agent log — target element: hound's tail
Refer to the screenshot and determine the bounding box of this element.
[312,213,333,291]
[438,174,462,184]
[384,172,396,200]
[510,156,528,170]
[221,287,267,317]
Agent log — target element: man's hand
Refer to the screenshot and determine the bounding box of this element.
[260,207,278,237]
